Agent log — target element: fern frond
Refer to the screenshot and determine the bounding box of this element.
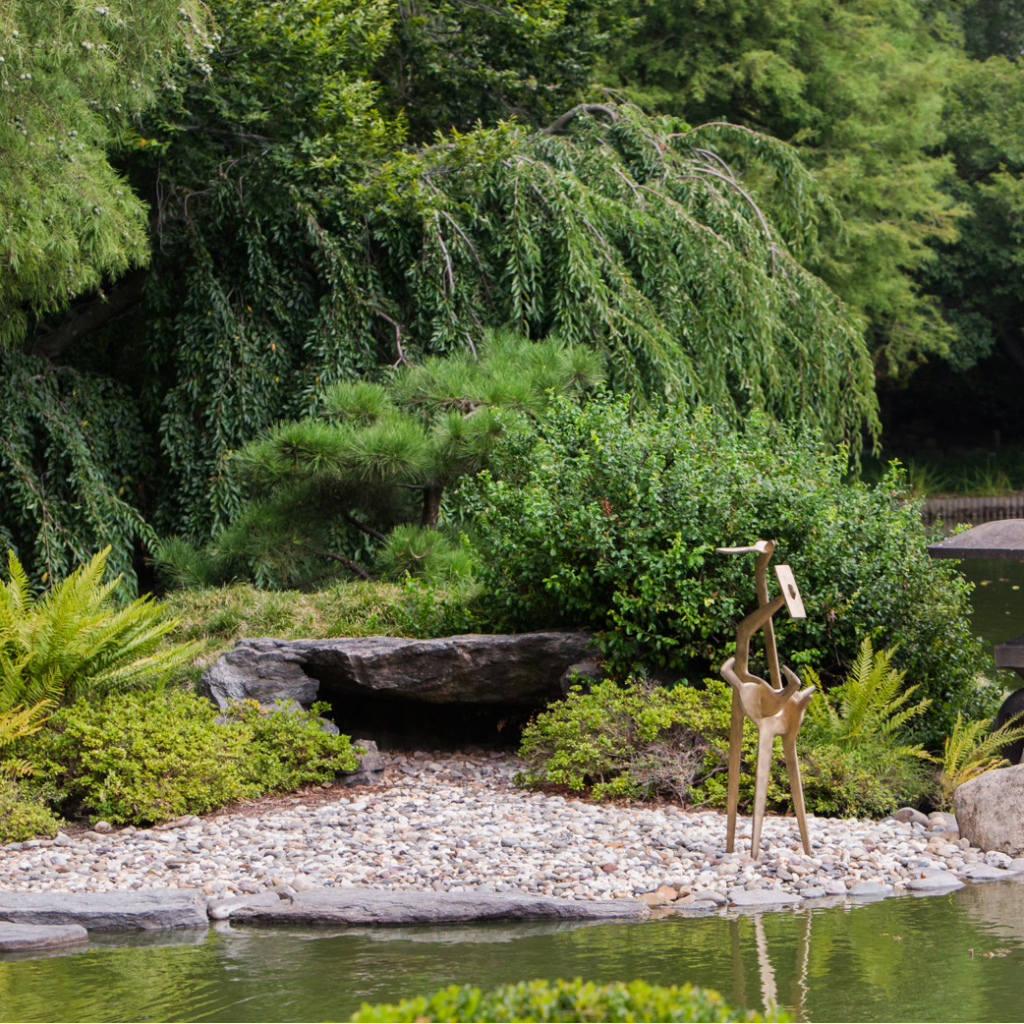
[805,637,928,749]
[0,547,197,708]
[934,711,1024,810]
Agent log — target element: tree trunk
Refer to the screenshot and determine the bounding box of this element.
[27,269,147,359]
[421,483,443,528]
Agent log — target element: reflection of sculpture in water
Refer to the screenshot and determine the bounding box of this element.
[729,909,813,1022]
[717,540,815,858]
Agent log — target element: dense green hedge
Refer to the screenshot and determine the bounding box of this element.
[350,978,788,1022]
[468,397,988,746]
[25,691,358,825]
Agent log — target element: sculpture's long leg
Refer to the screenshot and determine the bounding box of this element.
[726,689,744,854]
[783,732,811,855]
[750,723,775,859]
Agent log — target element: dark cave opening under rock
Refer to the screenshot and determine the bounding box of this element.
[313,684,533,751]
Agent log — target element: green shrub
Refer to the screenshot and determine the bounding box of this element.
[0,547,198,711]
[230,700,360,793]
[517,677,733,802]
[795,743,927,819]
[26,690,358,826]
[350,978,788,1022]
[0,777,61,843]
[518,655,930,818]
[468,397,987,746]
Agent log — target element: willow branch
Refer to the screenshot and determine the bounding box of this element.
[541,104,619,135]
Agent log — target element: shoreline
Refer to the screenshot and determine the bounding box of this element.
[4,750,1023,926]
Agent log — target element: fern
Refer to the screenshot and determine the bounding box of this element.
[934,711,1024,811]
[1,547,198,709]
[804,637,931,762]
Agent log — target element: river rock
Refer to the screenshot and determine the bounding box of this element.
[199,632,596,712]
[848,882,893,897]
[339,738,384,787]
[895,807,930,827]
[227,887,649,926]
[954,764,1024,856]
[0,889,208,930]
[963,864,1014,881]
[0,921,89,951]
[728,889,803,907]
[207,892,282,920]
[907,870,963,891]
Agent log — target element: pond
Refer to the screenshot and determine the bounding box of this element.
[3,881,1024,1023]
[4,554,1024,1023]
[958,557,1024,653]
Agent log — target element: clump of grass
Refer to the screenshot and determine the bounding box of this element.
[163,579,480,663]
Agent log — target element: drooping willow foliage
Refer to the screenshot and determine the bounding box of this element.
[140,105,878,547]
[1,0,879,585]
[0,356,155,589]
[0,0,209,346]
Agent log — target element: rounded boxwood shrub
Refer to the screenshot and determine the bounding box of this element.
[517,677,736,803]
[27,690,358,825]
[350,978,788,1022]
[0,778,61,843]
[467,396,987,746]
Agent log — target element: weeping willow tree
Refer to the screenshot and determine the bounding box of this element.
[361,105,876,425]
[136,100,878,549]
[0,1,207,587]
[1,0,879,585]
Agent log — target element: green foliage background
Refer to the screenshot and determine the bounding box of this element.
[468,396,987,746]
[1,0,883,584]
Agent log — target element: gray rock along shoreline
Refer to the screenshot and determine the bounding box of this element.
[4,748,1023,952]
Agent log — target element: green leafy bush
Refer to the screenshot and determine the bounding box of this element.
[231,700,360,794]
[794,744,927,820]
[350,977,787,1022]
[0,778,61,844]
[517,677,733,802]
[518,647,933,818]
[27,690,358,826]
[468,397,987,746]
[0,547,198,711]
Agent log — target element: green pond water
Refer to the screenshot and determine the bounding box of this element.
[4,555,1024,1023]
[3,884,1024,1023]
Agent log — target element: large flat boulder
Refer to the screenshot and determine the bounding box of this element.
[0,921,89,952]
[0,890,208,931]
[954,764,1024,856]
[200,632,595,712]
[228,887,649,926]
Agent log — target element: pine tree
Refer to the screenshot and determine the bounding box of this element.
[156,334,604,587]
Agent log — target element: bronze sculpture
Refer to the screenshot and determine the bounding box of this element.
[717,540,815,858]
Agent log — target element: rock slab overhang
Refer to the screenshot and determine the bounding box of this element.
[199,631,598,712]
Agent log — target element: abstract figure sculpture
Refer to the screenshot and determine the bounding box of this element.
[717,540,815,858]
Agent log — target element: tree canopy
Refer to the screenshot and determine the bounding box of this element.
[0,0,209,348]
[0,0,885,586]
[602,0,964,378]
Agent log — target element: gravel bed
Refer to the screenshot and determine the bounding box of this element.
[4,750,1023,907]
